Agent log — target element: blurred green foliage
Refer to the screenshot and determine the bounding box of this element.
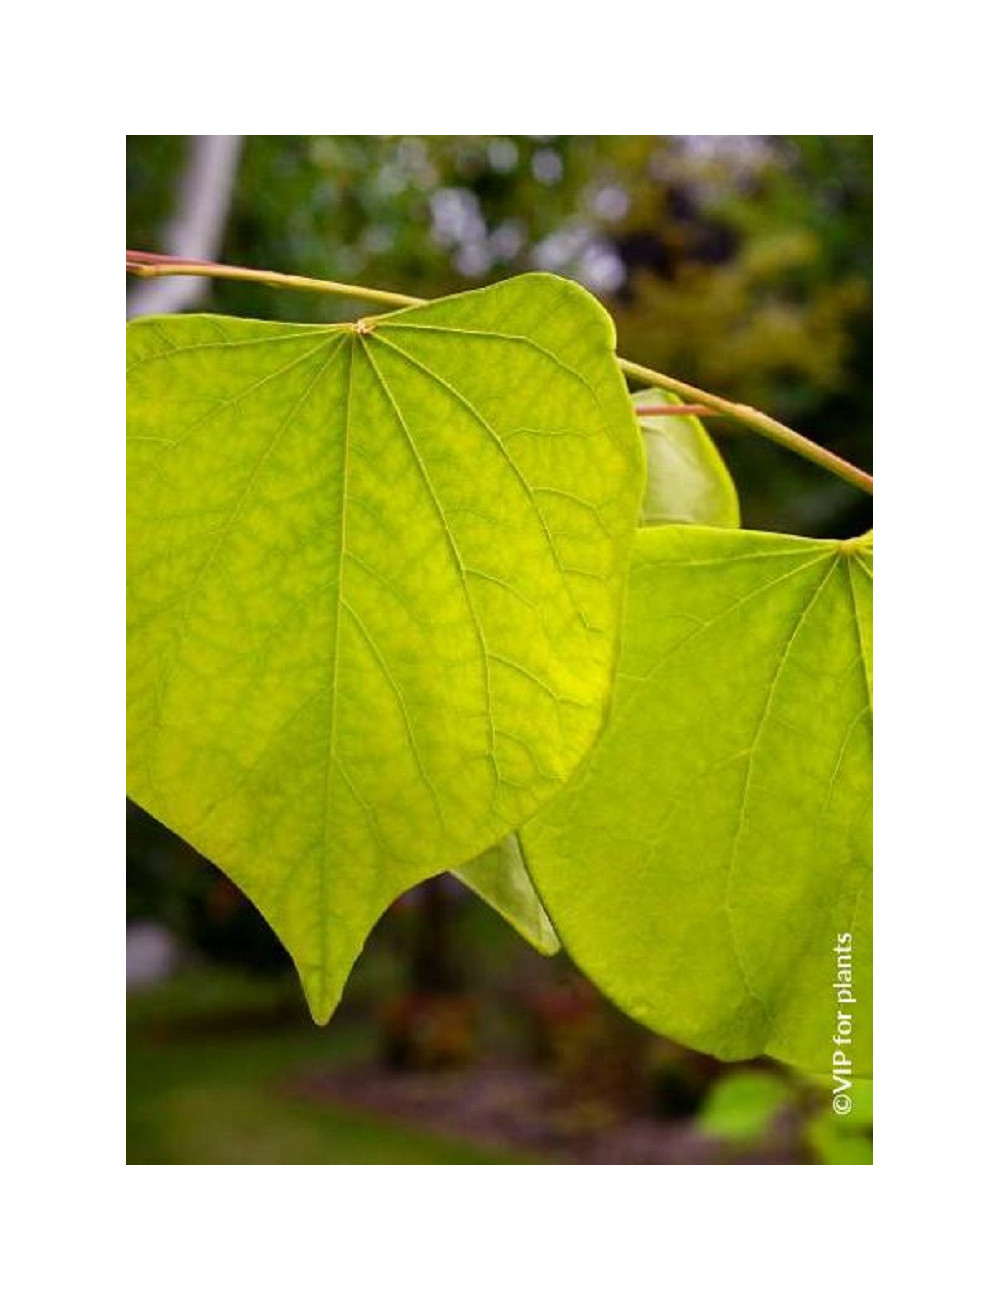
[697,1068,873,1163]
[698,1068,794,1142]
[128,971,540,1164]
[806,1078,874,1164]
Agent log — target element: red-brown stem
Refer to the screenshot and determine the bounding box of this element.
[634,404,718,418]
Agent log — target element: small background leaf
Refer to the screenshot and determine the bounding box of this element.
[453,836,560,955]
[697,1069,793,1142]
[633,386,740,527]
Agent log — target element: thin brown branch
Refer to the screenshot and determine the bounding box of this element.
[634,404,718,418]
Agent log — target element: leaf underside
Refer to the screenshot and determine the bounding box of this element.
[633,387,740,527]
[521,526,873,1075]
[127,274,643,1021]
[453,836,559,955]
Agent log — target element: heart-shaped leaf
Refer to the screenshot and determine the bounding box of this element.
[127,274,643,1021]
[521,526,872,1074]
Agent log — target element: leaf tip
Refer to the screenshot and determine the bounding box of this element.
[298,969,343,1028]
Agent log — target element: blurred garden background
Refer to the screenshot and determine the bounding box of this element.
[126,135,873,1165]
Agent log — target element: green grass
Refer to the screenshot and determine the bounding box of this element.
[128,969,540,1165]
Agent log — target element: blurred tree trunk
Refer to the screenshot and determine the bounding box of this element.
[127,135,243,318]
[382,878,474,1070]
